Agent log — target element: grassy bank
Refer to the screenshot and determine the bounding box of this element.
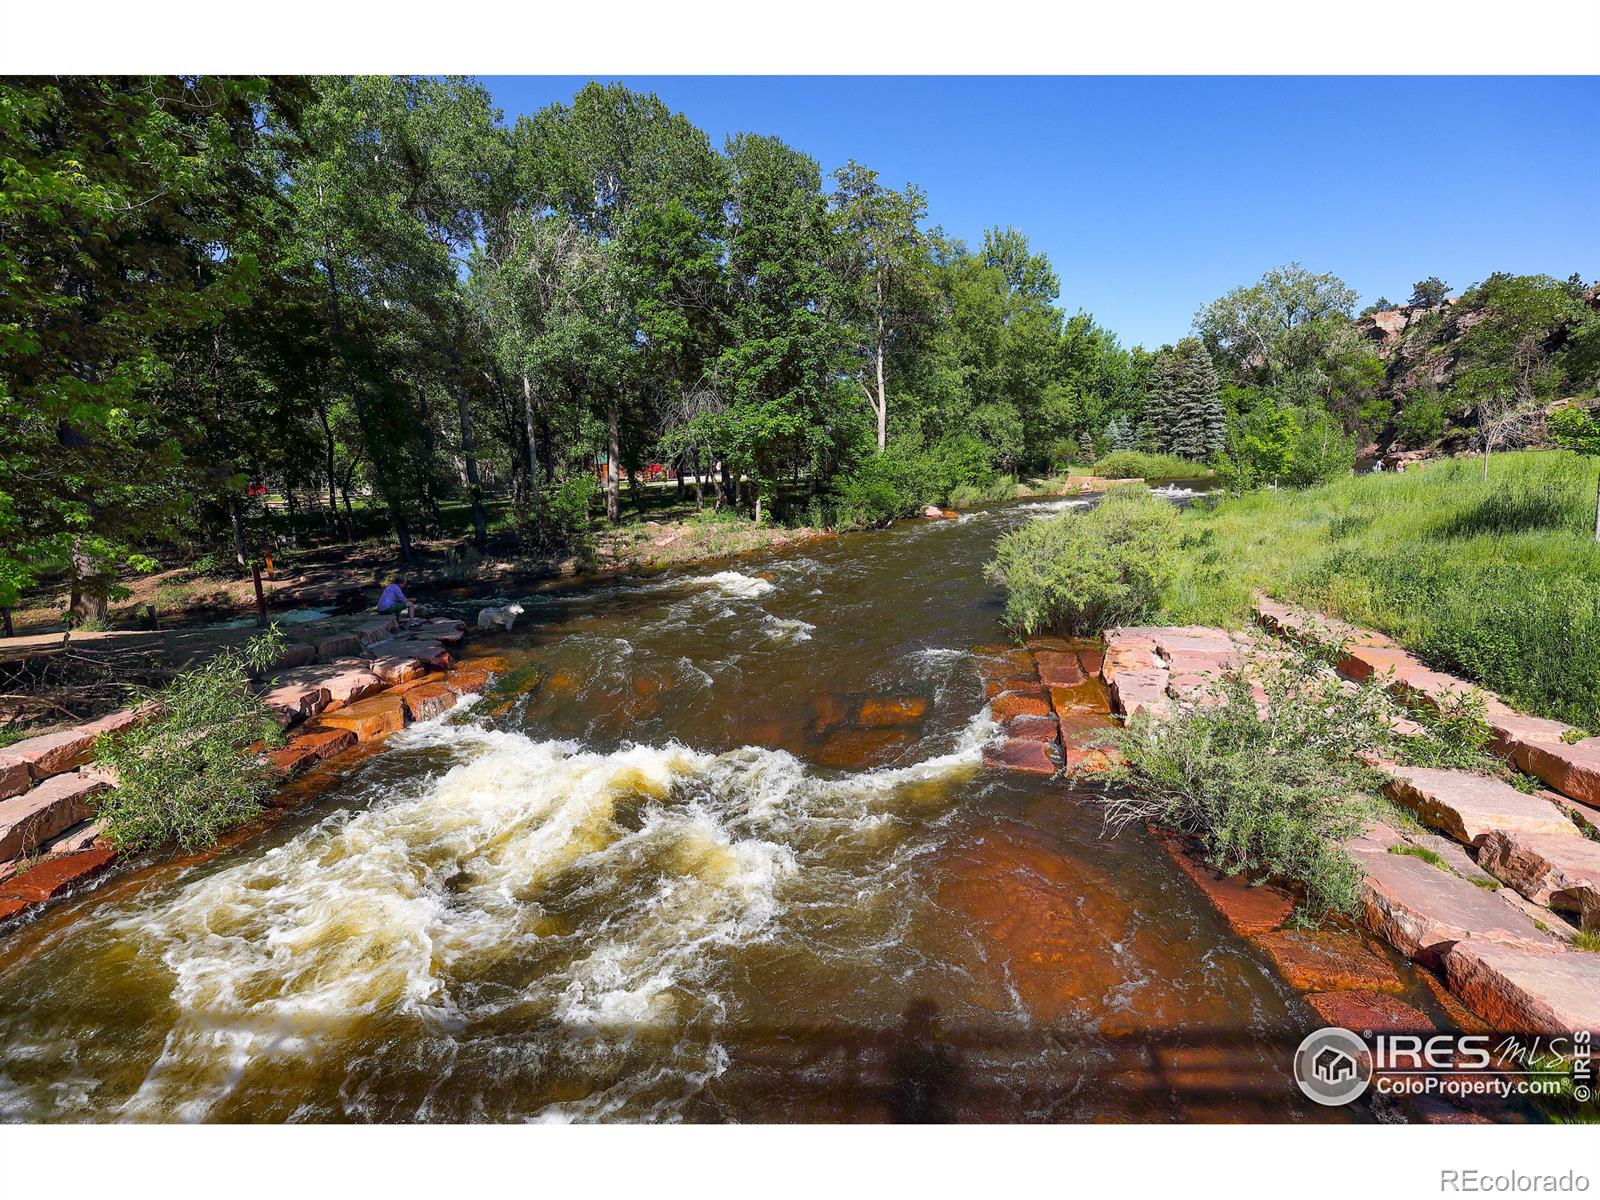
[1163,450,1600,730]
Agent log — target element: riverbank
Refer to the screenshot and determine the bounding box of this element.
[1159,450,1600,731]
[0,613,511,931]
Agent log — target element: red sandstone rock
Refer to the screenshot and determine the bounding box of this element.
[353,616,398,644]
[857,696,929,727]
[1382,766,1581,845]
[459,653,510,675]
[1443,940,1600,1036]
[1077,646,1104,677]
[1004,714,1059,743]
[1304,990,1435,1033]
[990,692,1052,722]
[1033,650,1085,688]
[1150,829,1295,935]
[1337,644,1416,684]
[444,668,490,697]
[982,675,1042,702]
[1476,829,1600,930]
[368,654,428,685]
[808,694,849,734]
[0,758,29,802]
[1252,929,1405,993]
[0,897,31,922]
[275,661,383,708]
[402,681,457,723]
[1351,843,1556,966]
[1512,739,1600,808]
[388,639,452,669]
[0,847,118,902]
[1108,667,1169,718]
[1057,711,1120,772]
[261,680,332,726]
[814,727,918,770]
[316,632,363,660]
[1049,677,1110,714]
[0,771,109,864]
[42,820,105,855]
[1023,634,1075,654]
[981,738,1058,775]
[314,691,408,741]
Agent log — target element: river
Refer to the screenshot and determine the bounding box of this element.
[0,487,1345,1122]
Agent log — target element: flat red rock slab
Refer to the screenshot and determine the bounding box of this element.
[402,682,457,723]
[1033,650,1086,688]
[1513,739,1600,808]
[0,847,118,902]
[316,633,363,660]
[981,738,1058,775]
[1077,646,1104,677]
[1109,667,1169,718]
[857,696,929,727]
[1252,929,1405,993]
[1476,829,1600,927]
[314,691,408,742]
[1304,989,1435,1033]
[1348,839,1556,966]
[1023,634,1075,654]
[0,759,30,802]
[1444,940,1600,1037]
[0,897,33,922]
[1383,765,1580,845]
[266,727,358,780]
[444,668,491,698]
[983,676,1043,702]
[1003,715,1059,743]
[1150,829,1295,936]
[1049,677,1111,715]
[458,653,510,674]
[808,694,849,734]
[991,692,1052,722]
[813,728,918,770]
[0,770,110,864]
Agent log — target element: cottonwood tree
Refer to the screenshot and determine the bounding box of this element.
[831,162,933,452]
[0,76,291,619]
[1194,263,1360,389]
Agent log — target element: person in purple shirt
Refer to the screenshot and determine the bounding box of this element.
[377,578,416,627]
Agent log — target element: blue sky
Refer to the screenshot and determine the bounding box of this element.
[482,76,1600,350]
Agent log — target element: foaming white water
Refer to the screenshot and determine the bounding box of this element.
[691,570,775,599]
[761,614,815,643]
[1024,498,1094,518]
[101,706,994,1121]
[1149,483,1203,500]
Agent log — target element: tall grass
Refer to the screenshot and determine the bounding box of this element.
[1090,450,1212,481]
[1163,451,1600,730]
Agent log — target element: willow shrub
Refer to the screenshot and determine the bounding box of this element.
[988,484,1178,636]
[93,628,287,852]
[1090,450,1210,481]
[1099,639,1402,920]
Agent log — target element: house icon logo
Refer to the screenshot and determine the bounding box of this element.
[1294,1027,1372,1105]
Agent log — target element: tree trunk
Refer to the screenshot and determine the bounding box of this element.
[719,459,734,509]
[394,513,413,563]
[693,453,704,510]
[874,290,888,452]
[0,608,12,639]
[228,495,249,568]
[521,373,541,506]
[457,381,487,546]
[676,466,685,500]
[605,400,622,523]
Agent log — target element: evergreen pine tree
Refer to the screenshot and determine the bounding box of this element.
[1168,338,1225,460]
[1138,352,1178,453]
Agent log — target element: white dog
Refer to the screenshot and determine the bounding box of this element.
[476,602,525,632]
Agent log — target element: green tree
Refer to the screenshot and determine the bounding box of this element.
[831,162,933,452]
[0,76,287,618]
[1168,337,1225,461]
[1194,263,1360,389]
[1409,276,1451,310]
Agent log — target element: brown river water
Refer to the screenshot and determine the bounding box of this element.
[0,487,1369,1122]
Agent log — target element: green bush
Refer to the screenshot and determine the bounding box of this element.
[1090,449,1206,480]
[1100,640,1400,919]
[830,436,1000,528]
[93,629,288,852]
[988,484,1179,635]
[516,474,599,565]
[1285,407,1357,487]
[1395,391,1447,448]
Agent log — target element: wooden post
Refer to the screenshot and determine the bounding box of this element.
[146,603,159,630]
[252,562,267,627]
